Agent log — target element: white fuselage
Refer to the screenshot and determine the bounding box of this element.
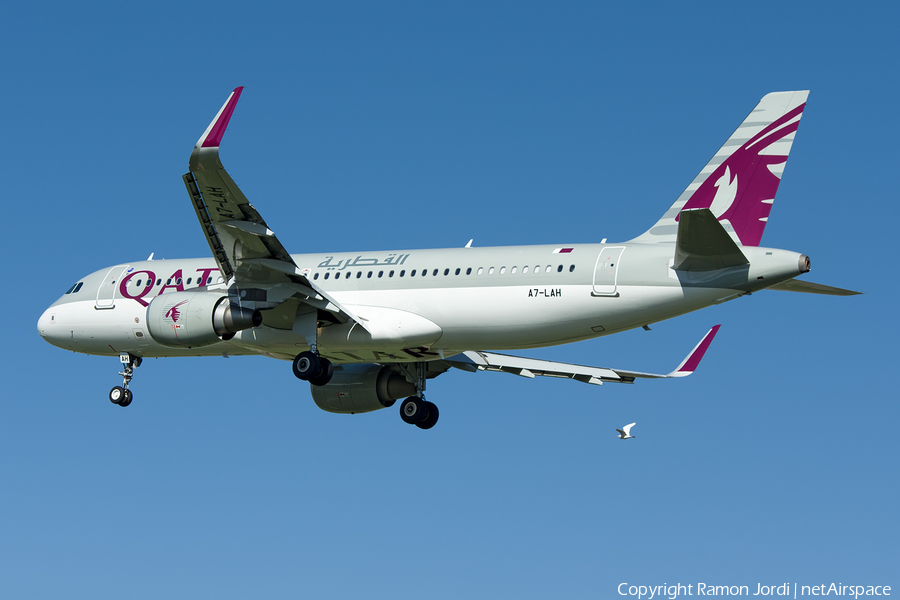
[37,241,807,364]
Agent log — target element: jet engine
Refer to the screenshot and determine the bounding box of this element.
[310,364,416,414]
[146,291,262,348]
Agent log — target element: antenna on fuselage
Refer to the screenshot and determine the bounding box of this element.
[465,239,473,248]
[147,252,155,261]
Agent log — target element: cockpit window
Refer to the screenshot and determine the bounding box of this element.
[73,282,83,293]
[65,283,77,294]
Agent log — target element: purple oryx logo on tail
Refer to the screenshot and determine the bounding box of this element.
[677,102,806,247]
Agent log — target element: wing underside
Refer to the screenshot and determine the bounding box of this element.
[444,326,721,385]
[184,87,367,328]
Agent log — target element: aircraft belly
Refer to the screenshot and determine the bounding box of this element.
[331,284,734,352]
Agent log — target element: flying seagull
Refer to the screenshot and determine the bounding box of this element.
[616,422,636,439]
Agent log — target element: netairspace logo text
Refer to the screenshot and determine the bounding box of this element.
[618,583,891,599]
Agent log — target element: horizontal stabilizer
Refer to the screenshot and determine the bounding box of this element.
[673,208,749,271]
[766,279,862,296]
[444,326,721,385]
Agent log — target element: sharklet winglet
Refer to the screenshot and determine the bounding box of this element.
[668,325,721,377]
[200,86,243,148]
[190,87,244,171]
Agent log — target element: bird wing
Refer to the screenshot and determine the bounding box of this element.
[622,422,636,435]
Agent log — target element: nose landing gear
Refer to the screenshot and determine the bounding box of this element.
[109,352,140,407]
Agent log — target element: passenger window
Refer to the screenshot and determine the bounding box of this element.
[135,279,142,287]
[433,269,438,276]
[557,265,563,272]
[324,273,330,279]
[187,278,192,285]
[466,267,472,275]
[512,267,517,274]
[357,272,362,278]
[489,267,495,275]
[454,268,460,275]
[534,265,540,273]
[545,265,551,273]
[378,271,384,278]
[400,270,405,277]
[389,270,394,277]
[569,265,575,272]
[523,266,529,274]
[176,278,182,285]
[314,273,319,280]
[166,279,172,285]
[500,267,506,275]
[368,271,373,278]
[477,267,483,275]
[156,279,162,286]
[411,269,417,276]
[217,277,224,284]
[207,276,213,284]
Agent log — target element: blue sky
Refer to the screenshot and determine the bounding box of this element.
[2,1,897,598]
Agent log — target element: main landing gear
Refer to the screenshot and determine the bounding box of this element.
[397,362,439,430]
[109,352,141,407]
[292,351,334,386]
[399,397,439,430]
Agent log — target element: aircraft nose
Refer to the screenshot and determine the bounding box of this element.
[37,306,65,348]
[37,306,54,338]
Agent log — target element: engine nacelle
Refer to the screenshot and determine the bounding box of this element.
[311,364,416,414]
[146,291,262,348]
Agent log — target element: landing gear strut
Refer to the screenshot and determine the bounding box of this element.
[397,362,439,430]
[292,350,334,386]
[109,352,140,407]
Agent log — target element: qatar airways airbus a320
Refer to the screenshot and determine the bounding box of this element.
[37,88,858,429]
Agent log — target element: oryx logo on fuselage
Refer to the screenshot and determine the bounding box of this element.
[165,300,189,323]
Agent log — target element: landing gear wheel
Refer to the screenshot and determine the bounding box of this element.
[109,386,125,405]
[119,389,133,407]
[292,351,321,381]
[400,396,428,425]
[416,401,439,430]
[309,358,334,386]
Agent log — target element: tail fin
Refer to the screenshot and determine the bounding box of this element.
[630,91,809,247]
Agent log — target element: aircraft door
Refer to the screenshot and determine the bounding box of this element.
[592,247,625,296]
[95,265,130,309]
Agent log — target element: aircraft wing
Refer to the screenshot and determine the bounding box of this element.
[446,325,720,385]
[184,86,296,285]
[183,87,364,327]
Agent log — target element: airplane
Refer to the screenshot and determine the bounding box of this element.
[37,88,859,430]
